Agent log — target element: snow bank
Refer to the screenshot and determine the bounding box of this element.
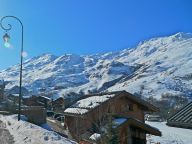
[89,133,101,141]
[146,121,192,144]
[0,114,77,144]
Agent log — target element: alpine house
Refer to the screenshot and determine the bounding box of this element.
[63,91,161,144]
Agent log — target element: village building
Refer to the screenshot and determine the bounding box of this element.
[5,94,46,125]
[6,94,47,108]
[22,95,42,106]
[20,106,47,125]
[22,94,65,111]
[7,94,21,104]
[37,95,52,108]
[52,97,65,111]
[167,101,192,129]
[63,91,161,144]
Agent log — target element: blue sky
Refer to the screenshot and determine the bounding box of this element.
[0,0,192,69]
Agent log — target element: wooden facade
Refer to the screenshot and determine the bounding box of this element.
[22,95,40,106]
[20,106,46,125]
[52,97,65,110]
[22,95,65,112]
[64,91,161,144]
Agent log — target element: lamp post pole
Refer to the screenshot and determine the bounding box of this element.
[0,16,24,121]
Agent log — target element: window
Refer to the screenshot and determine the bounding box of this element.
[121,104,133,112]
[129,104,133,111]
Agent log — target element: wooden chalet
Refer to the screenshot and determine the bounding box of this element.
[52,97,65,110]
[37,95,51,108]
[7,94,36,106]
[63,91,161,144]
[22,94,64,110]
[167,101,192,129]
[22,95,39,106]
[7,94,21,104]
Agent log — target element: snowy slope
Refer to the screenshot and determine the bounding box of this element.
[0,114,77,144]
[108,32,192,98]
[0,32,192,99]
[146,121,192,144]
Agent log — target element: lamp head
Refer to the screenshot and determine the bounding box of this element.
[3,33,11,48]
[3,33,10,42]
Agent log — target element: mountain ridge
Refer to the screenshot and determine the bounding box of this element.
[1,32,192,99]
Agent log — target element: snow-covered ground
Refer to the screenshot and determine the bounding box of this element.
[0,114,77,144]
[146,121,192,144]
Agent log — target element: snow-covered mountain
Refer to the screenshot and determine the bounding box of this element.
[1,32,192,99]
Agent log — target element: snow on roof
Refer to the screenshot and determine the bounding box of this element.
[39,95,51,100]
[64,94,115,115]
[52,96,64,101]
[8,94,31,98]
[22,95,32,99]
[112,117,161,135]
[89,133,101,141]
[146,115,161,118]
[64,108,89,115]
[11,94,19,97]
[113,118,128,128]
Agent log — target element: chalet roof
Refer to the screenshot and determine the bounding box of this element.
[39,95,51,101]
[53,96,64,101]
[8,94,31,98]
[10,94,19,97]
[64,94,115,115]
[113,116,162,136]
[167,102,192,129]
[83,116,161,143]
[119,91,159,111]
[64,91,159,116]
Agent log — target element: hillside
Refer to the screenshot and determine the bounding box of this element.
[0,32,192,99]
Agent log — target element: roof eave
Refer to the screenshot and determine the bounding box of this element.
[121,91,160,112]
[63,112,86,117]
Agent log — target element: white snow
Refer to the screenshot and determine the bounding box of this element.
[146,121,192,144]
[64,107,89,115]
[0,114,77,144]
[89,133,101,141]
[74,94,115,108]
[1,32,192,99]
[64,94,115,115]
[113,118,127,128]
[40,95,51,100]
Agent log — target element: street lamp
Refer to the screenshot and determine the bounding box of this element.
[0,16,24,121]
[3,33,10,42]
